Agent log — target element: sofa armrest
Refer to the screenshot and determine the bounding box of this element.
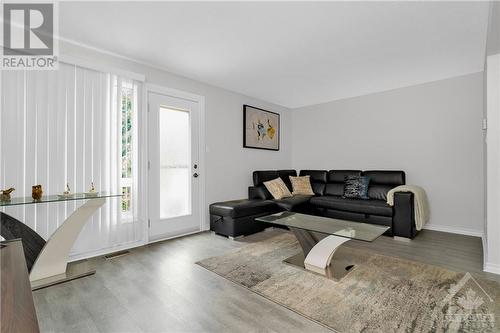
[392,192,417,239]
[248,186,269,200]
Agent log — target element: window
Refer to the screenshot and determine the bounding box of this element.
[1,63,144,256]
[120,81,137,221]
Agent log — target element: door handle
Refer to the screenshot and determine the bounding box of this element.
[193,173,199,178]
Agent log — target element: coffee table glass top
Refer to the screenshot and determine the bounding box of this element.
[256,211,389,242]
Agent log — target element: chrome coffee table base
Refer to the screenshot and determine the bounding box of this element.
[283,252,356,281]
[287,227,357,281]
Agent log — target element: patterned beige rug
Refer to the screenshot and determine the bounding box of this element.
[197,232,500,332]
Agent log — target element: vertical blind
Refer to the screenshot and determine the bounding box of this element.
[0,62,144,258]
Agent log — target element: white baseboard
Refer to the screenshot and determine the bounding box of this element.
[484,262,500,275]
[423,224,484,238]
[147,229,204,245]
[68,239,146,262]
[68,229,205,263]
[482,236,488,264]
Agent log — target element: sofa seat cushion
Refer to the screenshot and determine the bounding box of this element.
[310,196,393,217]
[210,199,278,218]
[273,195,312,211]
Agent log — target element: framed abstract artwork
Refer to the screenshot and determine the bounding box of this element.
[243,105,280,151]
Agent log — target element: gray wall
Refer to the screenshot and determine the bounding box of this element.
[291,73,485,235]
[60,41,292,226]
[486,1,500,56]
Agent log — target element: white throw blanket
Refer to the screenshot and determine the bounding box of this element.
[386,185,430,231]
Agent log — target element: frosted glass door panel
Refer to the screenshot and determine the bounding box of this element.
[159,168,190,218]
[159,107,191,219]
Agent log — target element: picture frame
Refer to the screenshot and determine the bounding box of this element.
[243,105,280,151]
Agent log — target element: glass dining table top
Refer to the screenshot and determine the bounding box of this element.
[0,192,122,207]
[256,211,390,242]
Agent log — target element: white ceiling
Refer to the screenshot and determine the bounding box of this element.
[60,2,490,108]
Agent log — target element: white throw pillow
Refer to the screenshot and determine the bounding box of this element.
[290,175,315,196]
[263,178,292,200]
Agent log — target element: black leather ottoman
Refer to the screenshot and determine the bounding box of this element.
[209,199,281,239]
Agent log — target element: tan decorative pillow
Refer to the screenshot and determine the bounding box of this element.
[290,175,315,196]
[263,178,292,200]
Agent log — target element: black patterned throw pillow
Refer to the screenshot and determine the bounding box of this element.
[343,176,370,199]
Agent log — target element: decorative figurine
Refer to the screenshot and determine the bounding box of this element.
[0,187,15,201]
[64,183,71,195]
[32,185,43,200]
[86,182,97,196]
[57,183,74,198]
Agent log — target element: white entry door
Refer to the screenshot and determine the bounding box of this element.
[148,91,202,241]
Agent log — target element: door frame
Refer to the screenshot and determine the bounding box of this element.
[486,54,500,274]
[142,83,206,243]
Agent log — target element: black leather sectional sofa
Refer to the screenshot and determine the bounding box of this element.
[210,169,417,239]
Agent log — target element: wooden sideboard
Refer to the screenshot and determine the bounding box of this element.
[1,239,40,333]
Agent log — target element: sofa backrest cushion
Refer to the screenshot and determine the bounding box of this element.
[328,170,363,183]
[362,170,405,201]
[252,171,278,199]
[252,170,297,198]
[299,170,327,195]
[362,170,405,185]
[253,170,279,186]
[325,170,362,196]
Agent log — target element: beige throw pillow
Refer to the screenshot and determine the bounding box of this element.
[290,175,315,196]
[263,178,292,200]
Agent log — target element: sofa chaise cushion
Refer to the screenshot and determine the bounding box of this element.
[273,195,313,211]
[210,199,278,218]
[310,196,393,217]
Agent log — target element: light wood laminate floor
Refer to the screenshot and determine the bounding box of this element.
[33,229,496,332]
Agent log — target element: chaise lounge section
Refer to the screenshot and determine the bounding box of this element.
[210,169,417,240]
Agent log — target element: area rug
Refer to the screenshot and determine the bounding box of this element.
[196,232,500,333]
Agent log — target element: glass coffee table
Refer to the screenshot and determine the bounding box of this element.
[256,211,389,280]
